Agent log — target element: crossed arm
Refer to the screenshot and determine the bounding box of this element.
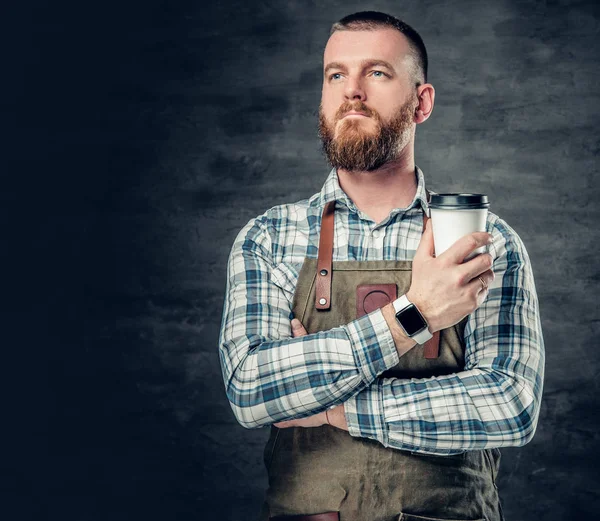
[218,216,545,455]
[274,318,348,431]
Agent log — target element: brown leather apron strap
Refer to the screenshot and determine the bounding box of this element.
[270,513,339,521]
[315,200,335,310]
[420,212,440,358]
[423,331,440,359]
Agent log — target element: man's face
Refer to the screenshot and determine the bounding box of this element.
[319,28,418,171]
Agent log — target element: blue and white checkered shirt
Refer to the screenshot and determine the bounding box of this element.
[218,167,545,455]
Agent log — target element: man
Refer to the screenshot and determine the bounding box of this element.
[218,11,544,521]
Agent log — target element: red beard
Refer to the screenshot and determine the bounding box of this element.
[319,98,416,171]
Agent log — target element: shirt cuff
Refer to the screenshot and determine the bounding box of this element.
[343,308,399,384]
[344,380,388,446]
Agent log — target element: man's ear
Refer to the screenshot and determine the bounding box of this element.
[414,83,435,124]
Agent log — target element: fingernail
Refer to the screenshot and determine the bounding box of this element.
[486,233,493,244]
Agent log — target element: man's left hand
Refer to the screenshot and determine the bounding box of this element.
[274,318,348,431]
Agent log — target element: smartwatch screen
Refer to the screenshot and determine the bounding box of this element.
[396,305,427,336]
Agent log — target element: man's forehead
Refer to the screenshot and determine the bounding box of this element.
[323,28,412,70]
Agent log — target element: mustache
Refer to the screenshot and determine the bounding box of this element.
[334,102,379,122]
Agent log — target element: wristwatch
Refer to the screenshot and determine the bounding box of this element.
[392,295,433,345]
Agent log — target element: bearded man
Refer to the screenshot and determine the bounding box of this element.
[218,11,544,521]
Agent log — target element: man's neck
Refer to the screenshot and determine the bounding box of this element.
[336,151,418,224]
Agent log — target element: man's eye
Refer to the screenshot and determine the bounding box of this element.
[371,70,388,78]
[329,73,342,81]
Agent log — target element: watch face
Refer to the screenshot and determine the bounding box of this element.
[396,305,427,336]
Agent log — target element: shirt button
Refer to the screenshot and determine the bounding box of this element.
[372,229,381,239]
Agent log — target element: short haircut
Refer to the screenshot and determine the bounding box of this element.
[330,11,428,85]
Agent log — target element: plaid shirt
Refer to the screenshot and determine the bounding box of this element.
[218,167,545,455]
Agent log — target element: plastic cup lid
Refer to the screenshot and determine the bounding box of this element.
[429,193,489,209]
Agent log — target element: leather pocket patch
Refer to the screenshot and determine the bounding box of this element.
[356,284,397,318]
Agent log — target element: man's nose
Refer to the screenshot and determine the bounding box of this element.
[344,76,366,101]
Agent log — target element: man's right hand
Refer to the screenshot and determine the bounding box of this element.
[405,219,495,334]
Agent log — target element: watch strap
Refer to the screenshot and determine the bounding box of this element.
[392,294,411,314]
[412,324,433,345]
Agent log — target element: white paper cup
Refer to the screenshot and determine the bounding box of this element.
[429,193,489,261]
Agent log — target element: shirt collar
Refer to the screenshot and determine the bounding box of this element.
[315,166,430,216]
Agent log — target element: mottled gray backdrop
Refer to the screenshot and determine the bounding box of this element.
[6,0,599,520]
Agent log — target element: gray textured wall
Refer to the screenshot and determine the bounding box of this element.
[7,0,599,520]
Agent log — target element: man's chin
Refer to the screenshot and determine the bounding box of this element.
[334,121,377,140]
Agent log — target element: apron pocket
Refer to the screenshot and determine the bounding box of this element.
[397,514,486,521]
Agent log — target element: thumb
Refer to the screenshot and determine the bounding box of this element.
[291,318,308,337]
[415,217,435,259]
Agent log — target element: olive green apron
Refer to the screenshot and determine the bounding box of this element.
[259,203,503,521]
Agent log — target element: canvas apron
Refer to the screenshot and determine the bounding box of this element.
[260,202,503,521]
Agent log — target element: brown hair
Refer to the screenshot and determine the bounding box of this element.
[330,11,428,85]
